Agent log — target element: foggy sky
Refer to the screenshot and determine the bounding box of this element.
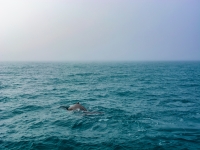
[0,0,199,61]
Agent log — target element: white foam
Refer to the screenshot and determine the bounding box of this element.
[99,119,109,122]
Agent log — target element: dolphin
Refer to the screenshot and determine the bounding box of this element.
[60,102,103,115]
[60,102,87,111]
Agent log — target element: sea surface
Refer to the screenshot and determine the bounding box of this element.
[0,62,200,150]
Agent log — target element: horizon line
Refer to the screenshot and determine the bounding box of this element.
[0,60,200,63]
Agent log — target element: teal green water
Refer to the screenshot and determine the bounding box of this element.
[0,62,200,149]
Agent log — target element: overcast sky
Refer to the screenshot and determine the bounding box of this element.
[0,0,199,61]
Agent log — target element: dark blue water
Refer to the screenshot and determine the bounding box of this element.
[0,62,200,149]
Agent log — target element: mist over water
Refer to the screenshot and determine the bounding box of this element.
[0,62,200,149]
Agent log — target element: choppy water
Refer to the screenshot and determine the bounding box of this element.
[0,62,200,150]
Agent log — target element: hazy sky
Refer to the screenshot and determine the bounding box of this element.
[0,0,199,61]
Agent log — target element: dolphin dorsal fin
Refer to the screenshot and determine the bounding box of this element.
[77,102,79,104]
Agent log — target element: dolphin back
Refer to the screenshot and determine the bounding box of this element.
[68,104,87,111]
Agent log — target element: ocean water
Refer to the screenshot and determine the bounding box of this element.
[0,62,200,150]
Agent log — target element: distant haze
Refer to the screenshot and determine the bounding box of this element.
[0,0,199,61]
